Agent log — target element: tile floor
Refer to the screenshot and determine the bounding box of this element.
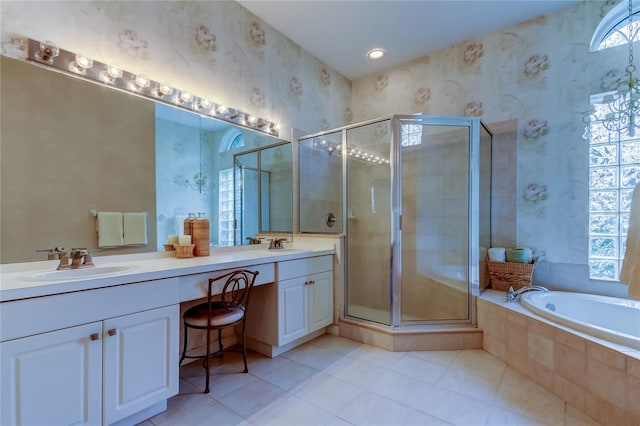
[141,334,600,426]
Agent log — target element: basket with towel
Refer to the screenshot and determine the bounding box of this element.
[487,247,537,291]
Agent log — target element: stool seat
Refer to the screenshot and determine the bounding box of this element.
[183,303,245,328]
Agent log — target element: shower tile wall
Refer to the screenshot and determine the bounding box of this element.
[299,136,343,234]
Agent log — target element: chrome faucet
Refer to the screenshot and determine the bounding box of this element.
[69,248,95,269]
[268,238,288,250]
[246,236,263,245]
[506,285,548,303]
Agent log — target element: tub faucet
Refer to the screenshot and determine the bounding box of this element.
[506,285,548,303]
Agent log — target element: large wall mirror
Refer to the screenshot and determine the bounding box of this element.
[0,56,292,264]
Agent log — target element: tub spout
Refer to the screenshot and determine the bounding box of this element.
[507,285,548,303]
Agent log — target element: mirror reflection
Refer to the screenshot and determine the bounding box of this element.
[0,56,292,264]
[232,142,292,245]
[155,104,292,250]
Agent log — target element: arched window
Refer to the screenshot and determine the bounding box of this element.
[590,0,640,51]
[587,1,640,280]
[218,130,245,246]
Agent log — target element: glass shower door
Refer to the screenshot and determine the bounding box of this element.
[397,117,477,323]
[346,119,392,325]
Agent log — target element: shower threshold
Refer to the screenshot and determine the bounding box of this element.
[338,315,482,352]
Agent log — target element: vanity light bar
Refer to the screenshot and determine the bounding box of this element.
[313,138,389,165]
[26,39,279,137]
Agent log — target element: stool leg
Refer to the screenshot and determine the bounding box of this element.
[218,329,223,354]
[241,320,248,373]
[179,323,188,365]
[204,326,210,394]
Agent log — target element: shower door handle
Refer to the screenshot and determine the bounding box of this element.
[326,212,337,227]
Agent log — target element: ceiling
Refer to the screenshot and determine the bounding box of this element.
[238,0,581,80]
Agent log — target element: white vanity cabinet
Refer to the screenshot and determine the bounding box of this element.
[0,321,103,426]
[246,255,333,356]
[103,305,179,425]
[0,278,180,426]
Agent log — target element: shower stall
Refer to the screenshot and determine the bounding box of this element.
[299,115,492,330]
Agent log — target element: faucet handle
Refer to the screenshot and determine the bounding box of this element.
[37,247,65,260]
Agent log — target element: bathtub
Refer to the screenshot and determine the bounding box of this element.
[520,291,640,349]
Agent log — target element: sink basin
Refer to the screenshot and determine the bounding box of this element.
[261,248,305,253]
[24,265,134,282]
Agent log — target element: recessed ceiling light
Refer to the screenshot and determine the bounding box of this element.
[367,48,385,60]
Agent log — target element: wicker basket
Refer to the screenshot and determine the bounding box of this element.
[487,259,537,291]
[175,244,195,259]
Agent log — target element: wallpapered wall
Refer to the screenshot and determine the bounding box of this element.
[0,1,352,139]
[351,1,635,274]
[0,1,634,294]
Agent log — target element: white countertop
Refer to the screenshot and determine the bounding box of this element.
[0,246,334,302]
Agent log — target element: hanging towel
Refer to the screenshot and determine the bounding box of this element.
[97,212,124,247]
[123,212,148,245]
[621,183,640,299]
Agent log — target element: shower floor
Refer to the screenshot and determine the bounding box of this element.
[347,304,463,323]
[347,304,390,324]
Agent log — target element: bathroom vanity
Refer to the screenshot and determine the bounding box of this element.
[0,247,334,426]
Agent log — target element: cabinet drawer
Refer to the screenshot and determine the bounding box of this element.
[278,255,333,281]
[179,263,275,302]
[0,278,180,342]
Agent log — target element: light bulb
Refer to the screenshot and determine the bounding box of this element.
[247,115,257,124]
[197,98,212,110]
[155,83,173,97]
[133,74,150,89]
[101,65,123,84]
[179,91,193,104]
[35,41,59,64]
[217,105,229,114]
[69,54,93,74]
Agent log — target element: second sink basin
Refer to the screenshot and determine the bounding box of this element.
[24,265,134,282]
[261,248,305,253]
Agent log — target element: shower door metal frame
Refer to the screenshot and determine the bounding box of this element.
[297,115,489,328]
[391,115,482,327]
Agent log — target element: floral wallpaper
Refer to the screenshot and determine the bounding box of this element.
[0,0,635,273]
[351,0,635,267]
[0,1,352,137]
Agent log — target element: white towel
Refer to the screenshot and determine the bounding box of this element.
[621,183,640,299]
[123,212,148,245]
[488,247,507,262]
[97,212,124,247]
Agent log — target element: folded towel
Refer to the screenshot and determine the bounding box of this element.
[97,212,124,247]
[123,212,148,245]
[621,183,640,299]
[488,247,506,262]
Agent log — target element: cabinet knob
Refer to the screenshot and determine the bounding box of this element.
[107,328,117,337]
[310,280,315,285]
[90,333,100,341]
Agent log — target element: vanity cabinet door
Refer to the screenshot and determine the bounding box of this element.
[0,322,103,426]
[308,271,333,332]
[278,277,308,344]
[103,305,179,425]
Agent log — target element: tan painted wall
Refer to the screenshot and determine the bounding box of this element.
[1,56,157,263]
